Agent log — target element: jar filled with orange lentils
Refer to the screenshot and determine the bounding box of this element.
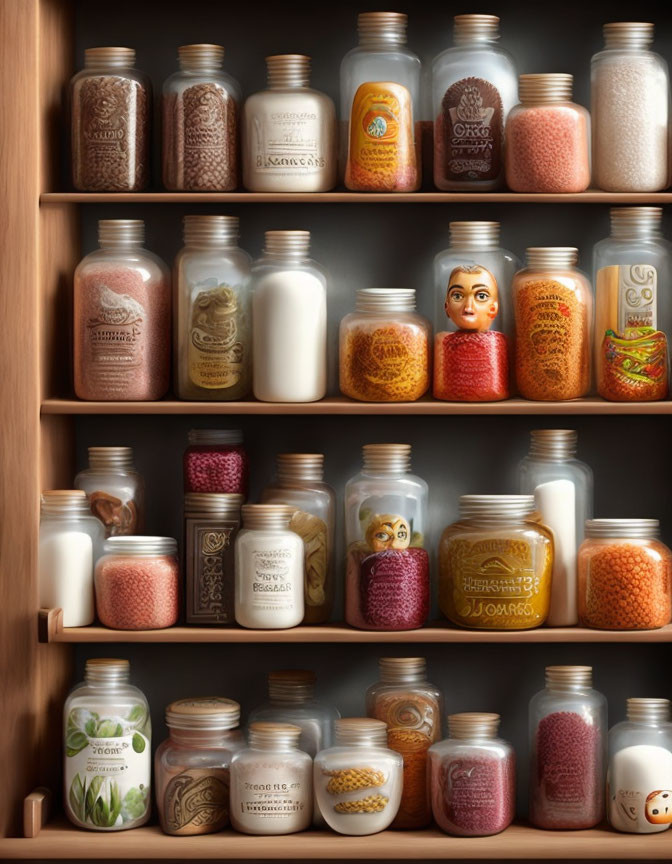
[578,519,672,630]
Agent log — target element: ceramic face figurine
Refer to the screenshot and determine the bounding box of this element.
[365,514,411,551]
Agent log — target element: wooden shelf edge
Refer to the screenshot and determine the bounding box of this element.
[23,788,51,839]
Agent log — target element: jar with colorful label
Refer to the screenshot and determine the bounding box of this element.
[183,429,248,496]
[75,446,145,537]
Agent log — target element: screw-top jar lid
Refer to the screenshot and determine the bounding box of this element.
[362,443,411,474]
[448,712,500,739]
[188,429,243,446]
[248,721,302,749]
[335,717,388,747]
[357,12,407,46]
[88,446,135,471]
[241,504,294,531]
[85,658,131,684]
[627,698,671,724]
[266,54,311,89]
[526,247,579,269]
[355,288,416,313]
[276,454,324,484]
[166,697,240,730]
[264,230,311,260]
[178,44,225,70]
[184,493,244,517]
[98,219,144,247]
[585,519,659,540]
[604,22,654,50]
[378,657,427,684]
[41,490,91,516]
[453,14,500,45]
[103,536,178,556]
[183,215,239,247]
[84,47,136,69]
[610,207,662,239]
[519,74,573,104]
[545,666,593,689]
[449,221,500,250]
[268,670,316,703]
[529,429,578,461]
[459,494,536,521]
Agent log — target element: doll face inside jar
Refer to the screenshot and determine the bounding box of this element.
[445,266,499,332]
[366,515,411,551]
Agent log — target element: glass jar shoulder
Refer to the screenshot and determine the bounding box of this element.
[346,471,428,499]
[315,744,402,766]
[366,679,442,708]
[65,682,150,723]
[529,686,607,721]
[251,257,328,288]
[76,247,169,283]
[579,535,671,564]
[156,733,244,770]
[245,87,335,114]
[71,66,149,90]
[340,309,430,333]
[340,47,421,113]
[519,455,593,488]
[609,720,672,754]
[593,236,671,270]
[592,47,668,74]
[249,701,337,726]
[163,69,241,101]
[434,246,520,279]
[232,745,312,769]
[429,736,512,761]
[261,483,335,522]
[236,526,304,552]
[175,246,252,285]
[433,43,515,79]
[513,266,592,299]
[440,520,551,545]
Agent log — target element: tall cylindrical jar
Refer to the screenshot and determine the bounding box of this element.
[183,429,248,496]
[75,446,144,536]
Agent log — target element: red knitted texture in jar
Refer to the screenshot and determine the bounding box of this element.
[358,548,429,630]
[95,555,180,630]
[183,445,248,495]
[433,331,509,401]
[435,753,515,836]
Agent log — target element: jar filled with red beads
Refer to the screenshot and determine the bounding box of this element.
[183,429,248,496]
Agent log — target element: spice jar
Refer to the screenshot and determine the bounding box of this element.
[578,519,672,630]
[341,13,421,192]
[438,494,553,630]
[155,697,244,836]
[75,446,145,536]
[345,444,429,631]
[95,536,180,630]
[183,429,248,496]
[529,666,607,830]
[230,722,312,835]
[512,247,592,401]
[162,44,240,192]
[314,718,403,835]
[261,454,335,624]
[184,493,243,625]
[428,713,515,836]
[73,220,171,401]
[608,698,672,833]
[71,47,150,192]
[366,657,442,828]
[64,658,151,831]
[243,55,337,192]
[339,289,430,402]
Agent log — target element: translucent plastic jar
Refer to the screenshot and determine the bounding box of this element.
[345,444,429,630]
[183,429,248,496]
[339,289,430,402]
[529,666,606,830]
[439,494,553,630]
[75,446,144,536]
[578,519,672,631]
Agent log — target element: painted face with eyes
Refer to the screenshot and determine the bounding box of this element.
[366,515,411,551]
[445,265,499,332]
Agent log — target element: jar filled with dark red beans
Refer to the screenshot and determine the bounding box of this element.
[184,429,249,496]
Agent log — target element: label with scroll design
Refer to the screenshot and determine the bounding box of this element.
[164,769,230,835]
[441,77,502,181]
[186,518,238,623]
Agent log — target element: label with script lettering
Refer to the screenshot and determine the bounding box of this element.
[440,77,502,181]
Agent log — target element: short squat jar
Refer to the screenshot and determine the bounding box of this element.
[75,446,144,537]
[183,429,248,496]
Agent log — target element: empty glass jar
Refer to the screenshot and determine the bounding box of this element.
[75,446,144,536]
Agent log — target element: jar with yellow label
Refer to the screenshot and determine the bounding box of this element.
[438,494,553,630]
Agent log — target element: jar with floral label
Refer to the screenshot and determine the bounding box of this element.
[75,446,144,537]
[183,429,248,496]
[64,658,151,831]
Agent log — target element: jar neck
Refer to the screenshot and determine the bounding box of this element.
[41,490,91,518]
[178,43,225,73]
[545,666,593,691]
[98,220,145,250]
[263,231,310,264]
[276,455,324,485]
[335,733,388,747]
[88,447,134,471]
[453,14,500,46]
[448,713,500,740]
[183,215,239,250]
[459,495,536,525]
[84,659,131,687]
[357,12,407,47]
[585,519,659,540]
[355,289,416,313]
[169,728,236,747]
[361,444,412,475]
[525,248,578,269]
[267,55,311,89]
[528,430,577,462]
[627,698,670,725]
[518,74,573,105]
[449,221,500,250]
[603,23,654,51]
[84,47,136,71]
[378,658,427,685]
[242,504,293,532]
[610,207,662,240]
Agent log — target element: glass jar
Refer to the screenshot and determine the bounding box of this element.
[345,444,429,631]
[519,429,594,627]
[594,207,671,401]
[71,47,150,192]
[243,55,337,192]
[314,718,403,835]
[261,453,335,624]
[39,491,104,627]
[95,536,180,630]
[162,44,240,192]
[174,216,252,401]
[155,697,244,835]
[592,22,669,192]
[230,722,313,835]
[341,12,421,192]
[184,492,243,625]
[438,494,553,630]
[428,712,515,836]
[366,657,442,828]
[529,666,607,830]
[608,698,672,833]
[432,15,517,191]
[339,289,430,402]
[505,74,590,194]
[64,658,151,831]
[73,220,171,401]
[512,247,592,401]
[578,519,672,630]
[183,429,248,496]
[75,446,144,536]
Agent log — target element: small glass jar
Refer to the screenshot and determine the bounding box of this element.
[230,722,313,835]
[505,74,590,194]
[345,444,429,631]
[428,712,515,836]
[64,658,151,831]
[183,429,248,496]
[73,220,171,401]
[71,47,150,192]
[314,718,403,835]
[529,666,607,830]
[339,289,430,402]
[439,494,553,630]
[162,44,240,192]
[243,55,337,192]
[174,216,252,401]
[75,446,144,536]
[95,536,180,630]
[608,698,672,833]
[578,519,672,631]
[155,697,245,836]
[512,247,592,401]
[341,12,421,192]
[366,657,442,828]
[261,454,335,624]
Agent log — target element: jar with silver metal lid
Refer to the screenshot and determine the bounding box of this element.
[75,446,145,536]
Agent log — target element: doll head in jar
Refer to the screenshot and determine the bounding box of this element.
[445,265,499,332]
[365,514,411,551]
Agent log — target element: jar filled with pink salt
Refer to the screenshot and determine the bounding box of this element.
[95,536,180,630]
[505,74,590,194]
[183,429,248,496]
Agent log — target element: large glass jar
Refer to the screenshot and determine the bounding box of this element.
[64,658,151,831]
[366,657,442,828]
[432,15,517,191]
[71,47,150,192]
[512,247,592,401]
[529,666,607,830]
[73,220,171,401]
[578,519,672,631]
[174,215,252,400]
[162,44,240,192]
[251,231,327,403]
[594,207,671,401]
[261,453,335,624]
[438,494,553,630]
[75,446,144,537]
[341,12,421,192]
[592,22,669,192]
[339,289,430,402]
[314,718,403,835]
[345,444,429,631]
[183,429,248,496]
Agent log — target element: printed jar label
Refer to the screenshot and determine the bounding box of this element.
[617,264,657,330]
[250,546,297,611]
[87,284,145,378]
[440,77,503,181]
[364,328,410,383]
[254,111,327,175]
[186,518,237,623]
[188,284,244,389]
[164,769,230,834]
[239,779,307,819]
[444,760,496,807]
[608,745,672,832]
